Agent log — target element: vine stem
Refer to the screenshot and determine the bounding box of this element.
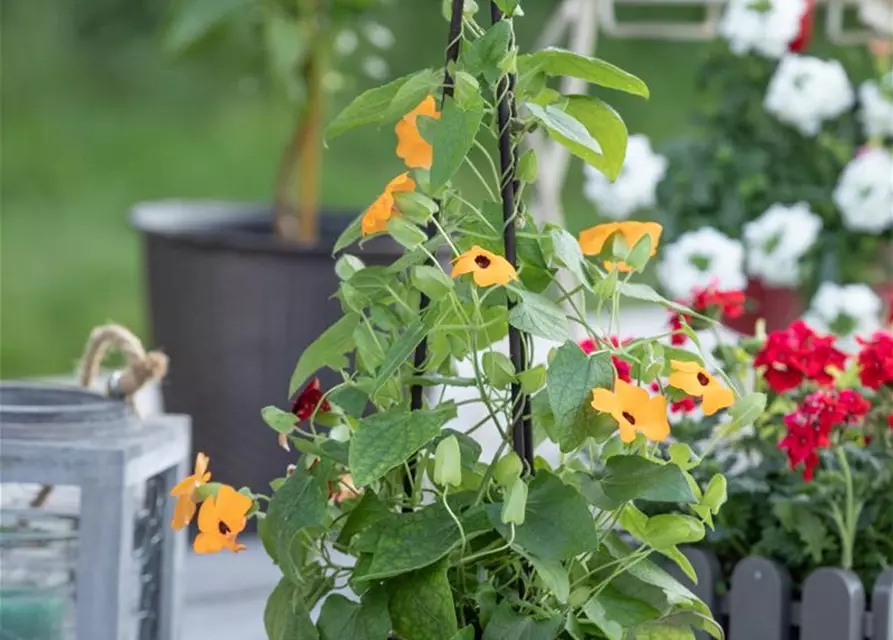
[491,2,533,471]
[834,447,859,571]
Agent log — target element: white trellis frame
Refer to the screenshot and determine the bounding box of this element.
[529,0,890,237]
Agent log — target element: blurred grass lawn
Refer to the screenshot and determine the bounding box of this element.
[0,2,867,377]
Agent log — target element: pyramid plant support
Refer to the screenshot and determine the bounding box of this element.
[166,3,769,637]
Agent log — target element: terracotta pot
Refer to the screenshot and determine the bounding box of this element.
[724,278,804,336]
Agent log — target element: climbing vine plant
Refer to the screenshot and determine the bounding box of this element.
[171,1,768,638]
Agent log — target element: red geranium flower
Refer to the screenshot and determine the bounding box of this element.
[292,377,331,422]
[667,283,746,345]
[779,388,869,481]
[789,0,815,53]
[754,321,847,393]
[779,412,822,480]
[856,331,893,390]
[888,414,893,430]
[580,336,632,383]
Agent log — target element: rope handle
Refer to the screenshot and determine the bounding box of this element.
[30,324,169,508]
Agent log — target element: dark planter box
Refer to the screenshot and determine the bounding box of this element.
[131,201,401,496]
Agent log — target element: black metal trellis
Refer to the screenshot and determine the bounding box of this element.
[408,0,533,482]
[490,2,533,471]
[410,0,463,418]
[406,0,465,502]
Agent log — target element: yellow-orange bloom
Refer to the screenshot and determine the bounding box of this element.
[451,246,519,287]
[361,173,416,236]
[169,452,210,531]
[578,221,662,272]
[395,96,441,169]
[668,360,734,416]
[193,484,252,554]
[591,378,670,443]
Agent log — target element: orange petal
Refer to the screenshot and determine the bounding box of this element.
[194,452,210,477]
[668,370,703,398]
[216,485,252,535]
[170,474,198,497]
[579,223,620,256]
[617,421,638,443]
[197,495,219,535]
[471,255,518,287]
[395,98,440,170]
[620,221,662,256]
[193,532,226,554]
[701,384,735,416]
[386,172,416,194]
[638,395,670,442]
[592,387,620,416]
[170,496,196,531]
[670,360,702,373]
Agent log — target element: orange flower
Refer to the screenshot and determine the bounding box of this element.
[361,172,417,236]
[169,452,210,531]
[451,246,519,287]
[591,378,670,443]
[193,484,252,554]
[578,221,662,272]
[395,96,441,169]
[668,360,734,416]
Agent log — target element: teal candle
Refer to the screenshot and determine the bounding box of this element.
[0,586,67,640]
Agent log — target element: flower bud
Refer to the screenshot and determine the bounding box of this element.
[493,452,522,488]
[500,477,528,526]
[434,435,462,488]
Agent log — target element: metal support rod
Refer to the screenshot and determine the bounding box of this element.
[405,0,465,504]
[491,2,533,472]
[409,0,464,415]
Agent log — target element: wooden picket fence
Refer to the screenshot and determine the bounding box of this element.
[665,548,893,640]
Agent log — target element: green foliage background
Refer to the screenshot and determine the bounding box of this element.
[0,1,872,376]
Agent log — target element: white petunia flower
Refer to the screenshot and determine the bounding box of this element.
[858,75,893,139]
[363,22,395,50]
[361,56,390,81]
[334,29,359,56]
[764,55,855,136]
[743,202,822,287]
[718,0,808,59]
[582,134,668,220]
[833,147,893,233]
[658,228,747,301]
[804,282,882,349]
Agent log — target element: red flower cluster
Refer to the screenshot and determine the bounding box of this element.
[856,331,893,390]
[779,388,870,481]
[668,284,746,346]
[580,337,631,383]
[754,321,847,393]
[292,377,331,422]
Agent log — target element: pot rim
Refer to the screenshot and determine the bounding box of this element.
[129,199,396,259]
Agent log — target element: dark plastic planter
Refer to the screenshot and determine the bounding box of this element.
[131,200,401,497]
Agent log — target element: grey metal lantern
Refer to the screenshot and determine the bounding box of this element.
[0,381,190,640]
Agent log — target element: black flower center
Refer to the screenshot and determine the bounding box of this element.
[218,521,231,536]
[474,254,491,269]
[622,411,636,425]
[696,372,710,386]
